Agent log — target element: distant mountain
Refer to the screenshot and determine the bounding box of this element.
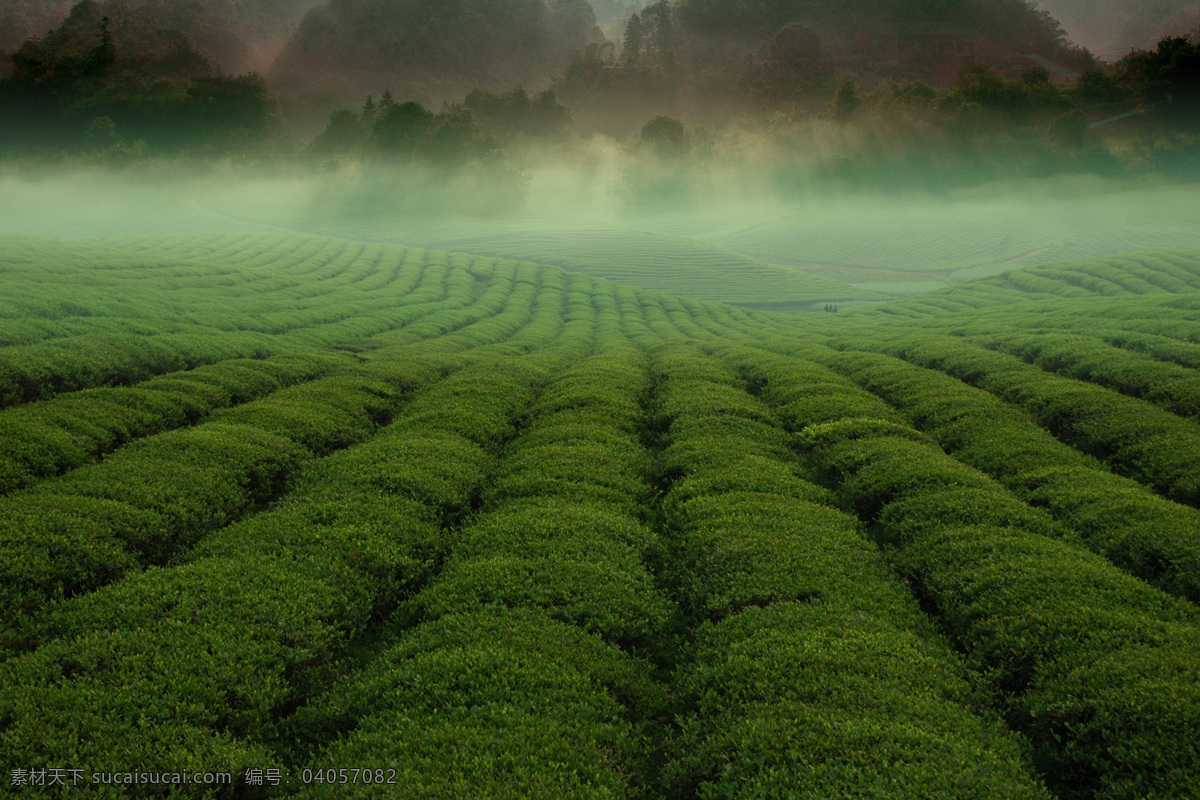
[674,0,1080,55]
[1152,5,1200,44]
[557,0,1089,127]
[0,0,321,71]
[268,0,605,116]
[1034,0,1199,56]
[0,0,74,52]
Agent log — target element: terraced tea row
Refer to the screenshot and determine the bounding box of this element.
[2,232,1199,798]
[0,251,567,656]
[825,331,1200,509]
[295,335,664,798]
[0,236,526,405]
[653,292,1200,604]
[672,335,1200,800]
[647,343,1050,798]
[815,346,1200,604]
[859,250,1200,318]
[0,240,563,492]
[0,269,589,782]
[282,218,874,306]
[710,188,1200,277]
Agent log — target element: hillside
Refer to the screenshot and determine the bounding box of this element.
[840,247,1200,316]
[1,232,1199,798]
[708,183,1200,293]
[290,217,877,307]
[267,0,604,122]
[1035,0,1199,53]
[0,0,321,71]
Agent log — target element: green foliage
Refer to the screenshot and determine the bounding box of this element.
[463,87,570,138]
[1116,36,1200,132]
[0,315,569,779]
[950,62,1030,112]
[801,408,1200,799]
[418,500,670,647]
[295,216,874,305]
[3,231,1200,798]
[800,344,1200,602]
[873,332,1200,506]
[0,0,283,154]
[639,114,687,153]
[1,496,441,780]
[830,76,861,118]
[292,609,651,800]
[0,355,338,493]
[668,604,1052,800]
[653,344,1051,798]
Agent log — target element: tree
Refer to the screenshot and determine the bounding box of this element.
[640,114,687,154]
[89,15,116,75]
[1021,65,1050,88]
[1076,69,1123,104]
[644,0,675,70]
[267,0,603,115]
[1116,37,1200,131]
[309,108,366,156]
[830,76,860,118]
[951,62,1026,111]
[769,23,822,67]
[183,74,283,152]
[83,114,121,150]
[425,105,484,165]
[463,87,570,137]
[623,12,643,66]
[748,22,832,106]
[370,99,434,153]
[0,0,282,154]
[1048,108,1087,151]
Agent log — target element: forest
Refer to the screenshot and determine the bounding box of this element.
[0,0,1196,179]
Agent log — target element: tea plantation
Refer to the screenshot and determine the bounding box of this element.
[1,233,1199,799]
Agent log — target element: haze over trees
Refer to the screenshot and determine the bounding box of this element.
[1036,0,1200,53]
[267,0,605,127]
[0,0,282,153]
[0,0,1197,185]
[0,0,322,71]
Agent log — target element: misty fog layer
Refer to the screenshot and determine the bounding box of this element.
[3,0,1199,310]
[4,159,1198,309]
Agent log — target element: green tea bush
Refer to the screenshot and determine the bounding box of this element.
[802,418,1200,798]
[0,331,280,407]
[0,340,562,781]
[293,609,653,800]
[810,348,1200,601]
[667,603,1052,800]
[653,346,1051,798]
[856,333,1200,506]
[976,331,1200,418]
[417,501,670,647]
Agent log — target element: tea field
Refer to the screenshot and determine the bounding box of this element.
[1,232,1199,799]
